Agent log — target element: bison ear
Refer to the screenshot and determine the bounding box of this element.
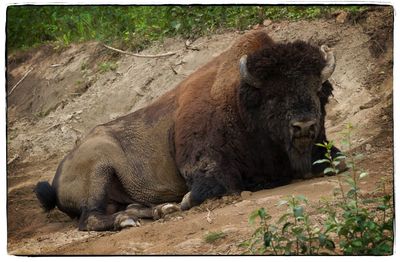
[320,45,336,83]
[239,55,262,88]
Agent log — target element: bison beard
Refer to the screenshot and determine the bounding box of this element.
[287,143,313,176]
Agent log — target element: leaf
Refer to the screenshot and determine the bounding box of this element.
[335,155,347,160]
[263,232,272,247]
[318,234,326,246]
[312,226,321,235]
[323,167,335,174]
[277,213,290,224]
[249,209,259,224]
[383,194,392,203]
[293,206,304,218]
[282,222,292,233]
[325,239,336,250]
[258,207,266,219]
[377,205,388,211]
[347,188,357,198]
[291,226,304,235]
[295,195,308,204]
[313,159,330,165]
[352,240,363,247]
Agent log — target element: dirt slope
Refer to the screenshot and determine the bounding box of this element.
[6,7,393,255]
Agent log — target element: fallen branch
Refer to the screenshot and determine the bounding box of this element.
[7,154,19,165]
[8,67,33,96]
[103,44,177,58]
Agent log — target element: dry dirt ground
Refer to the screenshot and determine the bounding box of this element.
[6,7,393,255]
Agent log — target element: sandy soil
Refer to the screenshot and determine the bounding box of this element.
[6,7,393,255]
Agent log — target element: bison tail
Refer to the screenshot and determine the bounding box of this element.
[34,181,57,212]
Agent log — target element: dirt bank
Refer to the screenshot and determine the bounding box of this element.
[7,7,393,255]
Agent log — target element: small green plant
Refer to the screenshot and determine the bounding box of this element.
[240,197,335,255]
[80,62,88,71]
[240,123,393,255]
[98,61,117,73]
[204,231,226,244]
[317,124,393,255]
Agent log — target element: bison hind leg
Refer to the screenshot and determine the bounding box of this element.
[79,202,182,231]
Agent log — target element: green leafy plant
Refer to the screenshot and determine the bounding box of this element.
[240,123,393,255]
[317,124,393,255]
[240,197,335,255]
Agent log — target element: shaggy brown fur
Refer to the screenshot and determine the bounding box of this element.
[35,30,341,231]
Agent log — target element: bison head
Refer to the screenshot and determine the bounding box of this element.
[239,41,335,177]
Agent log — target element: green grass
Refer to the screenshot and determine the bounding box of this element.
[98,61,117,73]
[7,5,367,52]
[204,231,226,244]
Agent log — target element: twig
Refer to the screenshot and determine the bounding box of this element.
[7,154,19,165]
[103,44,177,58]
[50,63,63,67]
[8,68,33,96]
[170,65,178,75]
[206,208,213,224]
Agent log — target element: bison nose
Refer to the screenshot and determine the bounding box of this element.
[290,119,317,138]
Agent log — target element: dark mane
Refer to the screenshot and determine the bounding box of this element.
[246,40,326,80]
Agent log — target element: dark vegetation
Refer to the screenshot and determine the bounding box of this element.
[7,5,366,51]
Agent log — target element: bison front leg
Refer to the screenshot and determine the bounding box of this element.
[179,162,242,210]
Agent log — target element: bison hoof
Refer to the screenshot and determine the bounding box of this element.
[120,218,140,228]
[116,213,141,229]
[180,191,193,211]
[152,203,180,220]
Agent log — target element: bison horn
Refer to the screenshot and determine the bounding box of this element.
[239,55,262,88]
[320,45,336,83]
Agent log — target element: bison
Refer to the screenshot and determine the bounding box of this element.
[35,30,343,231]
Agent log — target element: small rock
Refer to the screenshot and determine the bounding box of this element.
[365,144,372,151]
[240,191,252,199]
[263,19,272,27]
[336,11,348,24]
[172,216,184,221]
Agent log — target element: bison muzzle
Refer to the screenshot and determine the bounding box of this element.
[35,30,343,231]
